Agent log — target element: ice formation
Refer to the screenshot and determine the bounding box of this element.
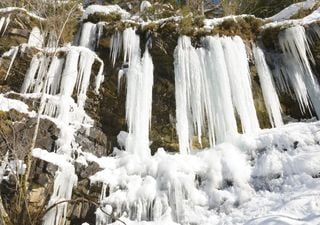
[110,28,154,158]
[252,45,283,127]
[174,35,260,153]
[90,121,320,225]
[10,45,104,225]
[28,26,44,48]
[79,22,104,50]
[81,4,130,20]
[1,3,320,225]
[274,25,320,117]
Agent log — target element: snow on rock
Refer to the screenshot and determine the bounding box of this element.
[302,6,320,24]
[0,94,36,116]
[89,121,320,225]
[81,4,130,20]
[268,0,317,22]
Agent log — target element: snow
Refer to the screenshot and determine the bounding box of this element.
[262,5,320,29]
[0,94,35,116]
[81,4,130,20]
[268,0,317,22]
[89,121,320,225]
[302,6,320,24]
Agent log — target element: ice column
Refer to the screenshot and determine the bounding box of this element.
[121,28,154,158]
[253,45,283,127]
[221,36,260,133]
[174,36,205,154]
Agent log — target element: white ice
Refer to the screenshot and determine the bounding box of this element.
[28,27,44,48]
[277,25,320,117]
[252,45,283,127]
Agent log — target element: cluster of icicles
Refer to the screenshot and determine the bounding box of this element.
[1,18,105,225]
[93,24,320,224]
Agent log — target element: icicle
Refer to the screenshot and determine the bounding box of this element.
[174,36,204,154]
[221,36,260,133]
[79,22,97,50]
[60,49,80,96]
[94,56,105,94]
[202,36,238,143]
[77,50,95,108]
[110,31,123,67]
[46,56,65,95]
[253,45,283,127]
[28,27,44,48]
[0,17,5,34]
[118,28,154,158]
[278,25,320,117]
[21,54,41,93]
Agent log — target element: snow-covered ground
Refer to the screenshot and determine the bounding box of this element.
[86,121,320,225]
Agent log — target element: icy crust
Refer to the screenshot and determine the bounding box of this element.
[82,4,130,20]
[268,0,317,22]
[89,121,320,225]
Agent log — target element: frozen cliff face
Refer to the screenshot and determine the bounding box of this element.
[0,2,320,225]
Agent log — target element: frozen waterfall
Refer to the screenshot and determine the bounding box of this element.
[110,28,154,158]
[174,35,260,153]
[18,46,104,225]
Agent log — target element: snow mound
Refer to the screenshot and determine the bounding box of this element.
[82,4,130,20]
